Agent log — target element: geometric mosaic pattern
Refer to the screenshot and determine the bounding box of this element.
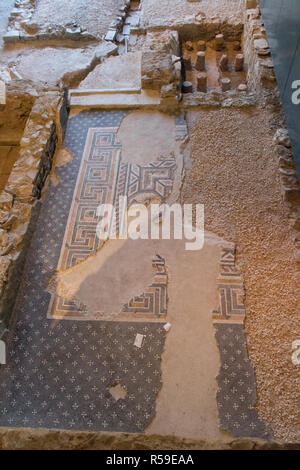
[119,158,177,204]
[212,248,246,324]
[57,127,122,270]
[122,254,168,319]
[60,127,176,271]
[48,116,179,320]
[0,318,165,432]
[175,112,188,142]
[213,247,272,438]
[0,110,166,432]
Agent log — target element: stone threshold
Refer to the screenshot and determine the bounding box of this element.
[69,89,160,109]
[70,88,142,96]
[0,427,298,450]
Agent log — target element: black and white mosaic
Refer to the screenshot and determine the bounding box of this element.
[215,323,272,438]
[0,111,166,432]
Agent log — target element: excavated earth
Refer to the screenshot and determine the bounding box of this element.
[182,108,300,442]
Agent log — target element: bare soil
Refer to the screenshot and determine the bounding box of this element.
[182,108,300,442]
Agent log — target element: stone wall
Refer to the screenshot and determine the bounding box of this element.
[141,30,181,110]
[0,81,37,141]
[0,91,68,337]
[141,30,180,90]
[273,128,300,285]
[243,5,276,94]
[235,4,300,284]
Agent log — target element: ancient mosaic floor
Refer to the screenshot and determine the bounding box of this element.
[0,110,272,438]
[0,111,166,431]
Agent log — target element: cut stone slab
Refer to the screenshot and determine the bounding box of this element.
[0,81,5,108]
[69,89,160,109]
[122,25,131,36]
[3,30,20,43]
[9,48,96,87]
[105,29,117,42]
[140,0,245,29]
[30,0,125,39]
[7,43,117,88]
[79,52,141,90]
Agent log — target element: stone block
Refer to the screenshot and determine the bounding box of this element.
[3,31,20,43]
[273,129,291,148]
[0,81,6,108]
[254,38,270,56]
[105,29,117,42]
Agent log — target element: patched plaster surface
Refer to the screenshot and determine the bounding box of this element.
[117,111,175,164]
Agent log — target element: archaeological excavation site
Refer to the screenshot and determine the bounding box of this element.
[0,0,299,452]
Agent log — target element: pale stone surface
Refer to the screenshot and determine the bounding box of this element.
[140,0,245,29]
[0,0,15,47]
[0,81,5,108]
[6,44,117,87]
[69,89,160,108]
[146,234,230,440]
[109,384,128,401]
[31,0,126,38]
[79,52,141,90]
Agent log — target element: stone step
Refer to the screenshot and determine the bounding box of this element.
[69,89,160,109]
